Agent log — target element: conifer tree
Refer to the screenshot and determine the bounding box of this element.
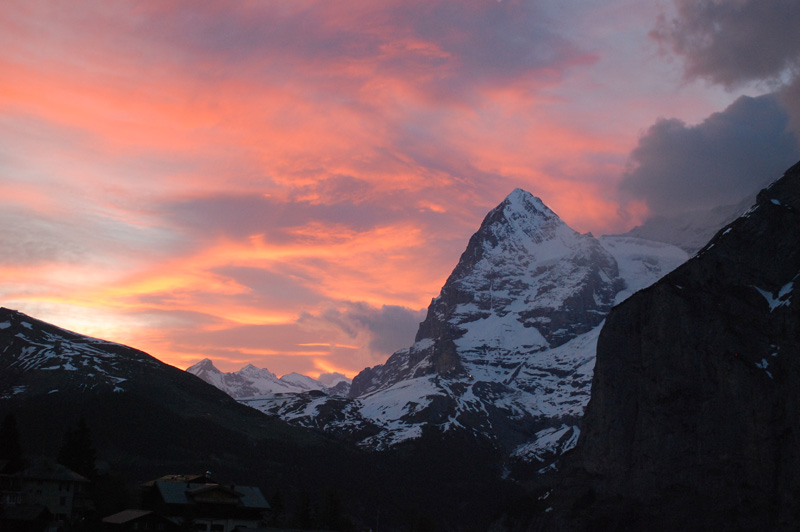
[269,487,285,524]
[0,412,24,472]
[292,489,314,529]
[57,416,97,479]
[321,487,349,531]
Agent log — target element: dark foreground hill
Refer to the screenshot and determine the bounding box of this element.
[0,307,520,530]
[535,161,800,531]
[0,306,345,482]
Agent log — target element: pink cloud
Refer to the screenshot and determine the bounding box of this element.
[1,0,764,377]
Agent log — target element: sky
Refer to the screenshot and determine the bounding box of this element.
[1,0,799,378]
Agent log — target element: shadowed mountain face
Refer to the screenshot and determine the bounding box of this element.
[544,161,800,531]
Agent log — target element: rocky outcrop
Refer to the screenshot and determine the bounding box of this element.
[546,161,800,531]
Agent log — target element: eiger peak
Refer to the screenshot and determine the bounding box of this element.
[227,190,688,466]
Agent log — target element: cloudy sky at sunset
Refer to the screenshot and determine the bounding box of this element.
[2,0,799,377]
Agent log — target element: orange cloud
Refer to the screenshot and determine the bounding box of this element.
[3,0,724,379]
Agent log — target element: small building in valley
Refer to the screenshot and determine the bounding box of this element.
[139,473,270,532]
[0,458,91,531]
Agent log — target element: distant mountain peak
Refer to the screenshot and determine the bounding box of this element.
[239,364,274,379]
[424,192,619,352]
[187,363,350,399]
[188,358,219,373]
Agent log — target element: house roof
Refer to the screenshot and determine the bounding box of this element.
[18,459,89,483]
[141,473,216,488]
[102,509,155,524]
[155,481,269,509]
[186,483,242,497]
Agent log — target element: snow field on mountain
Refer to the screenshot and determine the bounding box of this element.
[598,235,689,303]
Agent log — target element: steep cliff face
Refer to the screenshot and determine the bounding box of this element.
[549,161,800,531]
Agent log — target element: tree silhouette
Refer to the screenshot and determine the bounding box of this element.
[292,489,314,529]
[0,412,24,472]
[269,487,285,525]
[57,417,97,479]
[321,486,353,531]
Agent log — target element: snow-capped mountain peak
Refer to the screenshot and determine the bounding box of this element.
[497,188,565,240]
[336,191,687,456]
[190,189,688,469]
[190,358,219,373]
[280,372,324,391]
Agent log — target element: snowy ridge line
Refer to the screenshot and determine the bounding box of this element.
[186,358,352,399]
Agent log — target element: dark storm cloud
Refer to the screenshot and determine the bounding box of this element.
[652,0,800,88]
[626,0,800,219]
[620,94,800,216]
[779,77,800,135]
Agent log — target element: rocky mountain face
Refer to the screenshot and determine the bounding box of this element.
[232,189,687,469]
[186,358,351,398]
[543,161,800,531]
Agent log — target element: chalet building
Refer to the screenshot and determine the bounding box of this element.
[139,474,270,532]
[0,458,90,531]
